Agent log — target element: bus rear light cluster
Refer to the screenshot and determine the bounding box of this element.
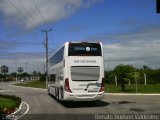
[64,78,72,93]
[99,78,105,92]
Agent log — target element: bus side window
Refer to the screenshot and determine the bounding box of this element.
[50,74,56,83]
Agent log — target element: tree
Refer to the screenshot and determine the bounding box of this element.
[21,72,30,77]
[1,65,9,76]
[0,73,3,78]
[105,70,115,84]
[17,67,23,74]
[10,72,17,77]
[143,65,151,70]
[33,71,37,75]
[114,64,135,91]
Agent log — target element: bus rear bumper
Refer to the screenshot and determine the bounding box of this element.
[63,92,104,101]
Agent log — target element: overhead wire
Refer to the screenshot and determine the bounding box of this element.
[7,0,43,30]
[32,0,50,29]
[19,0,44,30]
[7,0,53,74]
[8,0,53,52]
[32,0,53,52]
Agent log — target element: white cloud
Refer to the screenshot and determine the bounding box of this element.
[0,0,102,29]
[103,26,160,69]
[0,52,45,73]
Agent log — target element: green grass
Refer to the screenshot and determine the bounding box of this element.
[15,80,160,93]
[15,80,46,89]
[105,84,160,93]
[0,94,21,115]
[0,97,16,108]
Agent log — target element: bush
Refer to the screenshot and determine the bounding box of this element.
[0,94,21,108]
[105,71,115,84]
[39,74,46,81]
[0,94,21,119]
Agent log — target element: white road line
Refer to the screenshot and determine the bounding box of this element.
[12,102,23,115]
[17,101,30,120]
[0,90,16,92]
[10,84,47,91]
[105,93,160,95]
[6,101,30,120]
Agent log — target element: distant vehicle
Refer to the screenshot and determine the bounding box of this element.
[48,42,105,101]
[20,79,24,82]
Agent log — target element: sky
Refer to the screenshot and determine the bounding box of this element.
[0,0,160,73]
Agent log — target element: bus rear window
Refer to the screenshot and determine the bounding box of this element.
[68,43,102,56]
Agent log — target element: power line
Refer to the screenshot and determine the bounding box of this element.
[19,0,44,29]
[7,0,42,30]
[32,0,49,29]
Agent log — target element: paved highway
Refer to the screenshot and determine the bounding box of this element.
[0,82,160,120]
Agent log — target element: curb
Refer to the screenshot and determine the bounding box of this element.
[11,102,23,115]
[6,101,30,120]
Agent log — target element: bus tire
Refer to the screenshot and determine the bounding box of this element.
[47,87,50,95]
[56,88,59,101]
[58,89,62,102]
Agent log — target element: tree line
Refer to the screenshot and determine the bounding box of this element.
[1,64,160,86]
[105,64,160,91]
[0,65,42,81]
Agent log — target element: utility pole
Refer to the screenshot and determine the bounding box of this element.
[135,72,137,93]
[41,29,52,89]
[32,65,35,80]
[25,63,28,73]
[108,63,110,71]
[144,72,147,85]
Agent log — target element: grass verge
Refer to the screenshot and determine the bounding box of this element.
[106,84,160,93]
[0,97,16,108]
[15,80,46,89]
[0,94,21,115]
[15,80,160,93]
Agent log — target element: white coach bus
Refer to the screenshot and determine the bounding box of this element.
[48,42,105,101]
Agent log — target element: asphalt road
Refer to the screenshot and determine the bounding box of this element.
[0,82,160,120]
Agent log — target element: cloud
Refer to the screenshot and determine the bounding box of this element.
[0,40,23,51]
[0,40,42,52]
[0,51,45,73]
[111,25,160,41]
[0,0,102,29]
[103,25,160,69]
[0,39,44,72]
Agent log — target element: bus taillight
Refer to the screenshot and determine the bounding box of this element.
[64,78,72,93]
[99,78,105,92]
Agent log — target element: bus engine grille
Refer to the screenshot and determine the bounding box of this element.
[71,66,100,81]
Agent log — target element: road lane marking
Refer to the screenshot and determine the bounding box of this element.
[0,90,16,92]
[105,93,160,95]
[17,101,30,120]
[6,101,30,120]
[10,84,47,91]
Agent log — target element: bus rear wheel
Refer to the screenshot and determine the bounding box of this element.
[56,88,59,101]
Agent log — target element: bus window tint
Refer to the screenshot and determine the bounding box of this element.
[68,43,102,56]
[50,46,64,65]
